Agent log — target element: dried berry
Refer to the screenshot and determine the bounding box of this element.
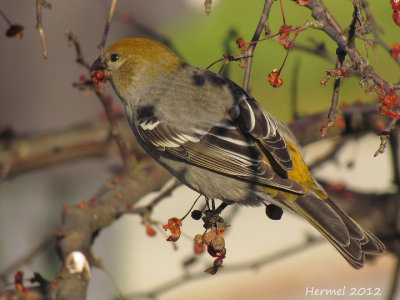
[191,210,202,220]
[210,235,225,252]
[194,234,204,245]
[267,69,283,88]
[265,204,283,220]
[6,24,24,39]
[203,231,217,246]
[162,217,182,242]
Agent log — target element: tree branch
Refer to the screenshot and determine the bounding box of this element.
[0,116,143,180]
[242,0,274,91]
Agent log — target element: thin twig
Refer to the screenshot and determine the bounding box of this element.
[0,9,12,25]
[66,30,90,69]
[330,0,360,123]
[305,0,398,93]
[375,118,398,157]
[290,59,301,120]
[206,53,249,72]
[99,0,118,56]
[66,30,133,167]
[328,67,342,123]
[320,0,362,137]
[360,0,400,66]
[279,0,286,25]
[128,179,181,218]
[353,0,363,27]
[148,179,181,208]
[35,0,48,59]
[94,89,133,167]
[348,1,361,50]
[291,40,336,63]
[242,0,274,91]
[308,138,348,171]
[220,28,238,77]
[99,265,128,300]
[127,236,323,299]
[0,230,57,283]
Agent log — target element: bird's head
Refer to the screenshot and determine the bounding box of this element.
[90,38,182,100]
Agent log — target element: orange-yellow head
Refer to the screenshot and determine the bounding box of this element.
[91,38,183,100]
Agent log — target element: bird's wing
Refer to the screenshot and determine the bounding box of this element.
[231,95,294,172]
[136,105,304,195]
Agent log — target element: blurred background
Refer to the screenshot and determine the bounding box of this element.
[0,0,398,299]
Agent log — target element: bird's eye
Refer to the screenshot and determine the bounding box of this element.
[110,54,119,62]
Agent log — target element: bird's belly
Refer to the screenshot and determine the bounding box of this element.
[157,155,266,206]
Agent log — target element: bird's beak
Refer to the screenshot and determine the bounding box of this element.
[90,57,108,84]
[90,57,107,72]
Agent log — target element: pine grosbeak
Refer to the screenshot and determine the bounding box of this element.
[90,38,385,268]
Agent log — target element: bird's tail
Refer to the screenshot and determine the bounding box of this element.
[283,193,385,269]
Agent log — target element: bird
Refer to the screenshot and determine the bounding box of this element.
[90,38,385,269]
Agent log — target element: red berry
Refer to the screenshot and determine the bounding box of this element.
[194,243,205,254]
[296,0,311,5]
[392,43,400,60]
[393,10,400,26]
[391,0,400,10]
[146,225,156,237]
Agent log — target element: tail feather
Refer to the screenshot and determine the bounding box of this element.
[326,235,364,268]
[324,197,385,254]
[283,193,385,269]
[363,230,386,254]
